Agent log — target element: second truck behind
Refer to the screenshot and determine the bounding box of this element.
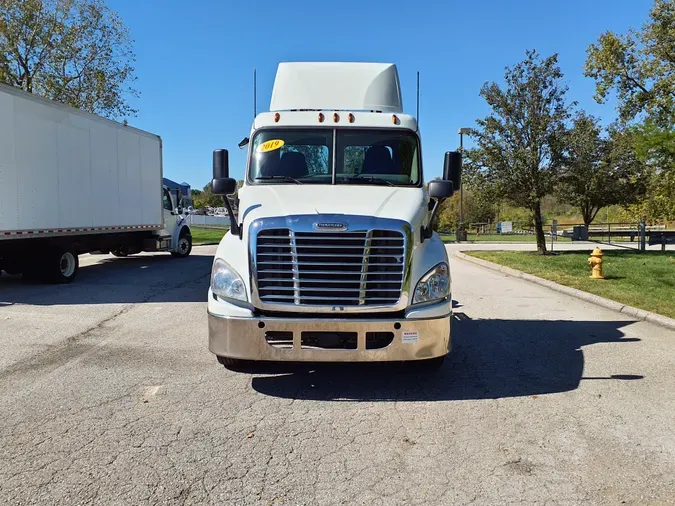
[0,83,193,283]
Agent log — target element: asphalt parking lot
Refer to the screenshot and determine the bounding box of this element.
[1,245,674,505]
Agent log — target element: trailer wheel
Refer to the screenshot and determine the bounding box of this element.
[111,246,129,257]
[171,232,192,258]
[45,248,79,283]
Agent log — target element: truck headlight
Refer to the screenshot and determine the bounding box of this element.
[211,258,247,302]
[413,262,449,304]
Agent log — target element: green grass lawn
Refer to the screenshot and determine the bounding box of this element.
[466,250,675,319]
[190,227,228,245]
[440,233,571,243]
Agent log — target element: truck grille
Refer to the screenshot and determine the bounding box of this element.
[255,229,405,307]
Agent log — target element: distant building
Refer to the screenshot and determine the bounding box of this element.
[163,178,193,209]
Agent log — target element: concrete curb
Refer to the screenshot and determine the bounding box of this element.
[454,251,675,332]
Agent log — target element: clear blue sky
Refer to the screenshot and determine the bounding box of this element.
[108,0,651,190]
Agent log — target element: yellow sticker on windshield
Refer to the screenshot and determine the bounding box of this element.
[257,139,285,153]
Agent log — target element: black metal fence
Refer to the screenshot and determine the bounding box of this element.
[442,220,674,251]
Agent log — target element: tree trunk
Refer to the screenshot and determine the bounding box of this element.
[533,202,547,254]
[582,207,592,240]
[582,205,592,228]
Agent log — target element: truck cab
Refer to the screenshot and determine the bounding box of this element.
[207,62,461,369]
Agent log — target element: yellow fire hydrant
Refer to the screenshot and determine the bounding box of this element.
[587,247,605,279]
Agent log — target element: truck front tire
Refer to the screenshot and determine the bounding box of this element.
[413,355,445,372]
[216,356,250,372]
[171,232,192,258]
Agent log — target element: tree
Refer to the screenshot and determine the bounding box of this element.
[193,184,224,209]
[193,180,244,211]
[557,113,648,227]
[462,147,500,224]
[584,0,674,128]
[584,0,674,222]
[469,50,571,254]
[0,0,138,119]
[433,189,498,234]
[623,120,675,221]
[433,147,501,234]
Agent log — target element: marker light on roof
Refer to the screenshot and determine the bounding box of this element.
[392,114,398,124]
[274,113,280,123]
[318,112,325,123]
[333,113,339,123]
[348,113,355,123]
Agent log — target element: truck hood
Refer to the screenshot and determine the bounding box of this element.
[238,185,428,229]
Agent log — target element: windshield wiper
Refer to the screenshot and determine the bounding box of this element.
[343,176,395,187]
[255,175,303,184]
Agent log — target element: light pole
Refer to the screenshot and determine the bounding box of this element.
[457,127,471,241]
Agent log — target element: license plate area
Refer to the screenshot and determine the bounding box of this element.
[264,329,395,351]
[300,331,357,350]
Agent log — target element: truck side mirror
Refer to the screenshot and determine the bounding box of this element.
[428,180,454,199]
[422,180,454,242]
[212,149,237,195]
[212,148,240,237]
[212,178,236,195]
[213,149,229,179]
[443,151,462,191]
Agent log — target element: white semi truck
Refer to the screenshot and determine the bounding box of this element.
[0,83,193,283]
[207,62,461,368]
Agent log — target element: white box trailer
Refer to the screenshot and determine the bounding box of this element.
[0,83,193,283]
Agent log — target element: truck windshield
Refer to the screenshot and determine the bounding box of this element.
[248,128,421,186]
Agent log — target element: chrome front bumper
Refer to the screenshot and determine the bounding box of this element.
[208,312,451,362]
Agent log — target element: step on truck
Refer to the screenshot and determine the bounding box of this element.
[0,83,193,284]
[207,62,461,368]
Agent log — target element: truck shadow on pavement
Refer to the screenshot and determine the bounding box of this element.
[0,254,213,305]
[249,317,643,401]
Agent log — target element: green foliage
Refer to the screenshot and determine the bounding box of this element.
[433,189,499,233]
[630,120,675,221]
[497,204,534,223]
[193,184,224,209]
[557,113,648,226]
[621,169,675,223]
[433,155,500,234]
[192,180,244,210]
[584,0,675,222]
[0,0,138,119]
[584,0,675,128]
[461,147,500,223]
[633,119,675,167]
[469,50,572,253]
[434,193,459,232]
